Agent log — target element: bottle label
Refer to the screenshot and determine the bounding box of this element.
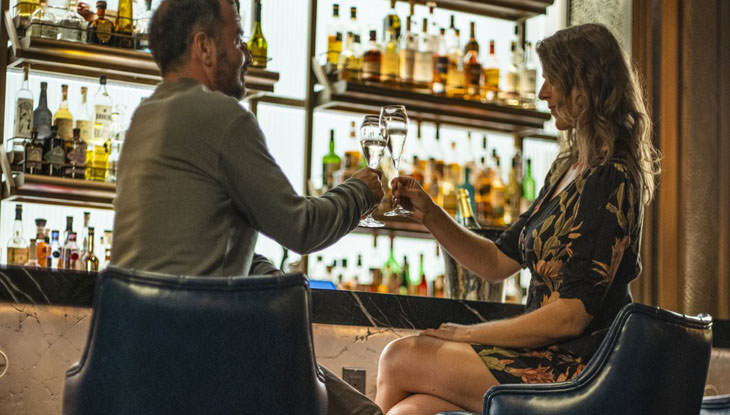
[76,120,93,143]
[414,52,434,84]
[96,20,114,43]
[14,98,33,138]
[505,72,521,94]
[323,162,340,188]
[468,63,482,87]
[26,145,43,171]
[435,56,449,76]
[362,59,380,80]
[399,49,415,82]
[56,118,73,140]
[44,145,66,166]
[67,143,87,166]
[94,105,113,141]
[7,247,29,265]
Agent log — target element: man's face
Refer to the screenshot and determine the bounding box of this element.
[212,0,251,100]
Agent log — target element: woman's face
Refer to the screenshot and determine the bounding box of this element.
[538,76,574,130]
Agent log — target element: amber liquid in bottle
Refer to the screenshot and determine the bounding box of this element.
[87,0,114,46]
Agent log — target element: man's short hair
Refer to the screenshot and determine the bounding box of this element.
[149,0,222,75]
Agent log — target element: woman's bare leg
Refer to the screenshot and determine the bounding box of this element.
[375,335,499,413]
[387,393,465,415]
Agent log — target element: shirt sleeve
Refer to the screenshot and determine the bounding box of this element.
[248,253,282,276]
[217,112,377,254]
[557,163,638,316]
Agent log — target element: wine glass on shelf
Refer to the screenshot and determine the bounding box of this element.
[380,105,411,217]
[358,115,387,228]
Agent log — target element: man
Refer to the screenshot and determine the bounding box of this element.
[111,0,384,413]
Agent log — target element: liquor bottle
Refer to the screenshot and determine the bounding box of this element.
[322,130,341,189]
[382,0,401,42]
[134,0,153,50]
[54,84,74,141]
[521,42,537,109]
[381,28,399,84]
[30,0,58,39]
[413,18,434,89]
[326,4,343,66]
[417,253,428,296]
[106,140,121,183]
[381,234,402,294]
[504,41,523,106]
[446,26,464,97]
[14,64,34,139]
[43,126,66,177]
[464,131,477,176]
[398,15,416,87]
[505,156,521,224]
[347,6,361,53]
[63,232,80,270]
[84,227,99,271]
[16,0,40,24]
[463,22,482,99]
[523,158,536,203]
[481,39,499,102]
[80,211,91,260]
[115,0,134,47]
[349,7,363,79]
[33,81,52,139]
[432,28,448,94]
[362,30,381,82]
[458,167,477,217]
[445,141,461,187]
[34,218,48,268]
[62,215,73,251]
[59,0,86,42]
[475,155,493,225]
[7,133,25,173]
[25,129,43,174]
[247,0,268,68]
[76,86,93,143]
[410,155,425,188]
[490,150,506,226]
[24,240,42,267]
[49,230,61,269]
[338,31,359,81]
[65,127,87,178]
[342,120,361,179]
[87,140,109,181]
[6,204,29,266]
[87,1,114,46]
[399,256,410,295]
[355,254,367,288]
[457,188,480,229]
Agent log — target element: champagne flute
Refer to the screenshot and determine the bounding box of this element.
[380,105,411,216]
[358,115,386,227]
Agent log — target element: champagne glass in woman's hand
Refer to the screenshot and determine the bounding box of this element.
[380,105,411,216]
[358,115,387,227]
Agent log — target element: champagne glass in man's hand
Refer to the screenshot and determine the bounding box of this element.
[358,115,387,227]
[380,105,411,216]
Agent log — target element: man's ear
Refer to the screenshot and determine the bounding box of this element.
[190,31,216,67]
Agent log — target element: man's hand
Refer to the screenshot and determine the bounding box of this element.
[420,322,473,343]
[391,176,436,224]
[352,168,384,205]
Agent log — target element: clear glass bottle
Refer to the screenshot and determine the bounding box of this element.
[380,28,399,84]
[76,86,93,143]
[84,227,99,271]
[338,31,358,81]
[54,84,74,141]
[6,204,29,266]
[521,41,537,109]
[93,75,113,143]
[413,18,434,89]
[59,0,86,42]
[398,15,416,87]
[504,41,523,106]
[382,0,401,43]
[114,0,134,47]
[33,81,52,139]
[446,26,464,97]
[30,0,58,39]
[326,4,342,66]
[481,39,500,102]
[14,64,34,139]
[133,0,153,51]
[49,230,61,269]
[247,0,268,68]
[106,139,121,182]
[63,231,80,270]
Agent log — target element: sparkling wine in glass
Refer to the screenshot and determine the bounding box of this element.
[380,105,411,216]
[358,115,386,227]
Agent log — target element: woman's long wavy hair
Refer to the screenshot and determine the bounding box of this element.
[536,23,660,205]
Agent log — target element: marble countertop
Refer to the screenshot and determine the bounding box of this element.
[1,265,727,346]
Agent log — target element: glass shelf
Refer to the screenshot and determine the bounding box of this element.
[2,173,116,210]
[403,0,555,20]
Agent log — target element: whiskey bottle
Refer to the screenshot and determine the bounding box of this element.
[59,0,86,42]
[413,18,434,89]
[87,0,114,46]
[432,28,448,94]
[463,22,482,99]
[33,81,52,139]
[54,84,74,141]
[326,4,343,66]
[481,39,500,102]
[247,0,268,68]
[84,227,99,271]
[382,0,401,42]
[115,0,134,47]
[322,130,341,190]
[362,30,381,82]
[380,28,399,84]
[398,15,416,87]
[6,204,29,266]
[14,64,34,139]
[25,129,43,174]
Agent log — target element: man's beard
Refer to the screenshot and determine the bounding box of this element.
[214,48,246,100]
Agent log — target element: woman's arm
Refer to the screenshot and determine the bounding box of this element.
[392,177,521,283]
[421,297,593,349]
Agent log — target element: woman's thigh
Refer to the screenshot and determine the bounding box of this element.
[379,335,499,411]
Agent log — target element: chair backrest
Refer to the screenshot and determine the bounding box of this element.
[62,267,327,415]
[702,395,730,415]
[485,303,713,415]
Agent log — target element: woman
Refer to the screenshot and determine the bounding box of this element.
[375,23,660,414]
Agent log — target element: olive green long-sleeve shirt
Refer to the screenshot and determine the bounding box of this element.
[111,78,375,276]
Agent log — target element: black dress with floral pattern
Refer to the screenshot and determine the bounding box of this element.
[471,160,643,384]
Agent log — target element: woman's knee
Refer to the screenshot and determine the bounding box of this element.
[378,335,438,382]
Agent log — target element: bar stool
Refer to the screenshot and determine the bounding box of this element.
[482,303,712,415]
[62,267,327,415]
[702,394,730,415]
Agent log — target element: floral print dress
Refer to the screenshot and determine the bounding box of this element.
[471,160,643,384]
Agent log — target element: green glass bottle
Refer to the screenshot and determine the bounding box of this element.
[247,0,268,68]
[399,255,410,295]
[322,129,342,189]
[523,158,536,202]
[382,234,402,293]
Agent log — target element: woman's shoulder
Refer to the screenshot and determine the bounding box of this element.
[585,159,632,187]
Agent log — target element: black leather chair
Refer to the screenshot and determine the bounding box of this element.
[62,267,327,415]
[702,395,730,415]
[483,302,713,415]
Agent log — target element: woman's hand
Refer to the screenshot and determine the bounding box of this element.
[390,176,437,224]
[420,322,473,343]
